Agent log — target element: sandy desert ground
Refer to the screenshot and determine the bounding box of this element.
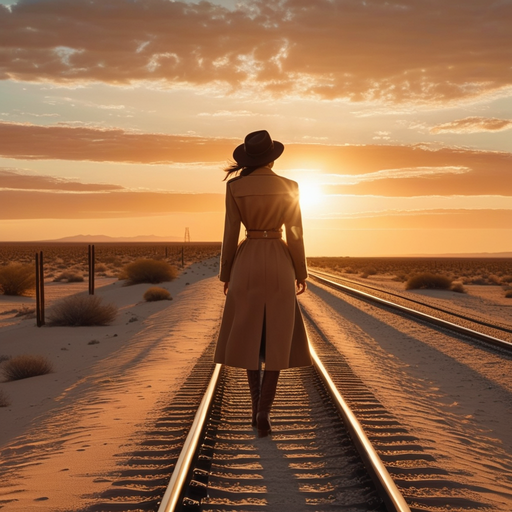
[0,258,225,511]
[1,257,512,511]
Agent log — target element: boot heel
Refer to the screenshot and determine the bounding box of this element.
[256,412,271,437]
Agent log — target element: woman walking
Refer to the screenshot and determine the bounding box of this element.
[215,130,311,437]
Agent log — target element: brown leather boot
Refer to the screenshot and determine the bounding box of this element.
[256,370,280,437]
[247,370,260,428]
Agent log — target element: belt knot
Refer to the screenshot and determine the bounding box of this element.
[245,229,282,239]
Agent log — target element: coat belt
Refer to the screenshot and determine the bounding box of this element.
[246,229,282,239]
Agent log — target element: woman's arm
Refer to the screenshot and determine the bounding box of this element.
[285,182,308,281]
[219,182,242,282]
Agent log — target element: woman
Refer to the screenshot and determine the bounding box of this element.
[215,130,311,437]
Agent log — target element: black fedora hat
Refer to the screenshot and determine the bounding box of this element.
[233,130,284,167]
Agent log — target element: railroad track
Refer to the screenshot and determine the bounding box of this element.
[152,315,498,511]
[309,269,512,351]
[155,347,412,511]
[80,272,511,512]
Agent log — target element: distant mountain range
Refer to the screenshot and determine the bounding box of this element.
[48,234,183,243]
[407,251,512,258]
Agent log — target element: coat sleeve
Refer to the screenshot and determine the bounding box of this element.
[285,182,308,281]
[219,182,242,282]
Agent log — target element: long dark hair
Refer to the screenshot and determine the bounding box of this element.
[223,162,259,181]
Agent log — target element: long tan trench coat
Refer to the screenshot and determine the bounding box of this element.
[214,166,311,371]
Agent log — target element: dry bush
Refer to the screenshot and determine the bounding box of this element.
[0,355,10,364]
[15,306,36,318]
[0,389,10,407]
[120,259,178,285]
[406,273,452,290]
[488,275,502,285]
[53,271,84,283]
[505,289,512,299]
[95,263,107,272]
[48,295,117,326]
[0,263,35,296]
[501,275,512,284]
[143,287,172,302]
[450,282,466,293]
[361,267,377,278]
[2,354,53,381]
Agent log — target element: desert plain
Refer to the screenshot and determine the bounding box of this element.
[0,246,512,510]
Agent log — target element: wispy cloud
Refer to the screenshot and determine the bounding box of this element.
[323,166,471,185]
[0,168,123,191]
[198,110,255,117]
[0,121,234,163]
[1,0,511,104]
[430,117,512,134]
[0,190,224,219]
[307,209,512,230]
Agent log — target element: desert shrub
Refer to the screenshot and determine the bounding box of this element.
[450,282,466,293]
[406,273,452,290]
[15,306,36,318]
[0,263,35,296]
[95,263,107,272]
[361,267,377,278]
[470,277,490,285]
[2,354,53,381]
[501,275,512,284]
[0,389,10,407]
[48,295,117,326]
[53,271,84,283]
[0,355,11,364]
[505,289,512,299]
[488,275,501,285]
[143,286,172,302]
[120,259,178,285]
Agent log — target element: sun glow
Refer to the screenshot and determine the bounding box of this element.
[297,179,323,210]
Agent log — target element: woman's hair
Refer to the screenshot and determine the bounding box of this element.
[223,162,259,181]
[223,161,274,180]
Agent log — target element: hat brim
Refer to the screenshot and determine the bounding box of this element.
[233,140,284,167]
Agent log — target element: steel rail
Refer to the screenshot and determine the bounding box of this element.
[309,343,411,512]
[310,271,512,351]
[311,268,512,334]
[157,363,222,512]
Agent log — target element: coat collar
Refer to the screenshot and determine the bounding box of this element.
[250,166,277,176]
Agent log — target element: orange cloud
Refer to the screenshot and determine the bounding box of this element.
[0,122,233,163]
[311,209,512,230]
[0,169,122,191]
[1,0,511,103]
[430,117,512,134]
[1,122,511,196]
[0,190,223,219]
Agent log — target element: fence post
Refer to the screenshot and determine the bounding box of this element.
[88,244,95,295]
[35,251,45,327]
[35,252,41,327]
[39,250,45,325]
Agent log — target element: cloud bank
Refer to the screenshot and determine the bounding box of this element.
[430,117,512,134]
[1,0,511,103]
[0,189,223,219]
[0,169,122,191]
[2,122,512,196]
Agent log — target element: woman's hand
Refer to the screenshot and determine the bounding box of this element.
[223,282,229,295]
[296,279,307,295]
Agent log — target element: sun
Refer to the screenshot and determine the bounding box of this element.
[298,180,323,210]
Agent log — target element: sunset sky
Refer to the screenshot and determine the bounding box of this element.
[0,0,511,256]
